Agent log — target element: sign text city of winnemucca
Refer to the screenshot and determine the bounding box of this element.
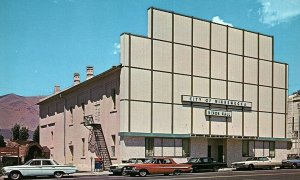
[182,95,252,108]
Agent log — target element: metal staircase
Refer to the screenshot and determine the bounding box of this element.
[83,115,112,170]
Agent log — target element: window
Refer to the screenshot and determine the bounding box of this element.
[242,141,249,157]
[70,107,74,124]
[145,138,154,157]
[82,103,85,116]
[30,160,41,166]
[111,135,116,157]
[111,88,116,109]
[182,139,190,157]
[82,138,85,156]
[269,141,275,158]
[42,160,53,165]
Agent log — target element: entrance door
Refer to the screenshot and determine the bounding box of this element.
[218,145,223,162]
[208,145,211,158]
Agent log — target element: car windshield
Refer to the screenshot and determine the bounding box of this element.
[188,158,199,163]
[127,159,136,163]
[246,157,258,161]
[24,160,33,165]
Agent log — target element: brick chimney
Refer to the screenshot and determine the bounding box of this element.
[73,73,80,86]
[54,85,60,94]
[86,66,94,80]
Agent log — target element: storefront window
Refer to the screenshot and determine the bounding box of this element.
[242,141,249,157]
[269,141,275,158]
[145,138,154,157]
[182,139,190,157]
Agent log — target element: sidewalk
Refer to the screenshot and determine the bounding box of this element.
[73,170,110,176]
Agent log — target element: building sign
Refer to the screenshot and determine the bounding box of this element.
[205,110,232,117]
[0,147,19,156]
[182,95,252,108]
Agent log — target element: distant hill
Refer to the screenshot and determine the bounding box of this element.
[0,94,44,139]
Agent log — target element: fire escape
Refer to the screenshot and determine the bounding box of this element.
[83,115,112,170]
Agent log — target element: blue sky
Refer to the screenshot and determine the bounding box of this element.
[0,0,300,96]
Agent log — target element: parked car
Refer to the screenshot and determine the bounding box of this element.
[185,157,227,172]
[282,156,300,168]
[123,157,192,177]
[1,159,77,180]
[231,157,281,170]
[109,158,149,175]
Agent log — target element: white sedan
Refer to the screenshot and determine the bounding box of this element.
[231,157,281,170]
[1,159,77,180]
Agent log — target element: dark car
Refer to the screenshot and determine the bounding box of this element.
[185,157,227,172]
[282,156,300,168]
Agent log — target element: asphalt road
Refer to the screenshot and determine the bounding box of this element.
[3,169,300,180]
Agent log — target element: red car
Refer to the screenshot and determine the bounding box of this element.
[123,157,192,177]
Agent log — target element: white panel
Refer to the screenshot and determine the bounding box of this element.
[131,36,151,69]
[228,55,242,82]
[130,101,151,133]
[259,35,273,61]
[163,139,175,156]
[174,74,191,104]
[244,112,257,137]
[193,48,209,77]
[121,137,145,160]
[228,27,243,55]
[228,82,242,101]
[273,114,285,138]
[190,138,208,157]
[259,60,272,86]
[244,57,258,84]
[174,14,191,45]
[175,139,183,156]
[131,68,151,101]
[152,9,172,41]
[211,52,226,80]
[259,87,272,112]
[228,111,243,136]
[211,116,226,135]
[193,19,210,48]
[174,44,191,75]
[173,105,191,134]
[153,40,172,72]
[273,88,286,113]
[120,101,129,132]
[120,67,129,100]
[120,34,129,66]
[153,72,172,103]
[211,23,226,52]
[244,32,258,58]
[244,84,257,111]
[211,80,226,99]
[153,103,172,134]
[259,112,272,137]
[154,138,162,156]
[193,107,209,135]
[255,141,264,157]
[193,77,210,97]
[274,63,286,88]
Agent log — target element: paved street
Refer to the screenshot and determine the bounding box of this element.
[3,169,300,180]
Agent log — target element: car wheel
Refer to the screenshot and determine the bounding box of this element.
[292,163,297,169]
[139,169,147,177]
[213,166,219,172]
[54,171,64,178]
[164,173,169,176]
[173,170,181,176]
[121,168,127,176]
[248,164,254,171]
[9,171,21,180]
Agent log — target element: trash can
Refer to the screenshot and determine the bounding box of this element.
[94,158,103,172]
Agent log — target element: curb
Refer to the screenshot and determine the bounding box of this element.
[218,168,235,172]
[72,171,110,176]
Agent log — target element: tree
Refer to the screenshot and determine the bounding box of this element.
[11,123,20,140]
[0,130,6,147]
[33,126,39,143]
[19,126,29,141]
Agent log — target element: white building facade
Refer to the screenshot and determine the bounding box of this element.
[39,8,290,171]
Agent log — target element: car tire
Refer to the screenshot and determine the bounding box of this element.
[213,166,219,172]
[292,163,297,169]
[54,171,64,178]
[121,168,127,176]
[9,171,22,180]
[138,169,147,177]
[173,170,181,176]
[248,164,254,171]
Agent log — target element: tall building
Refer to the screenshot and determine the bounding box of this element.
[39,8,289,171]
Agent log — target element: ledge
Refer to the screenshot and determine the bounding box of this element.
[119,132,190,138]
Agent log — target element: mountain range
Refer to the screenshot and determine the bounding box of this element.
[0,94,44,139]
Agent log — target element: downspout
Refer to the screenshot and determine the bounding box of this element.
[60,93,67,164]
